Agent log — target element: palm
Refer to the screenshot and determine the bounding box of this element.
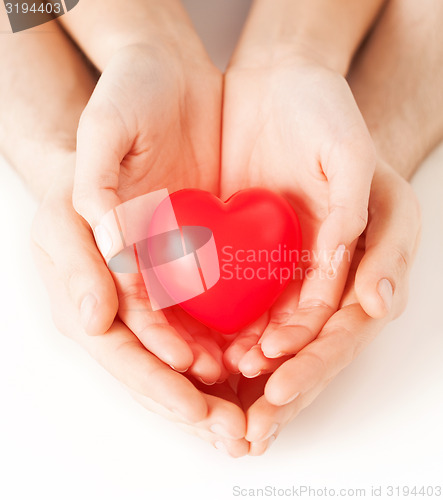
[220,63,369,374]
[98,49,222,201]
[76,45,226,383]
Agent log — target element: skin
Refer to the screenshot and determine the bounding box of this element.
[62,2,226,383]
[242,0,443,453]
[1,0,442,457]
[63,1,383,382]
[0,11,245,456]
[221,0,389,374]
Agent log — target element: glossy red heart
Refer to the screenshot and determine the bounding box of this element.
[151,188,302,334]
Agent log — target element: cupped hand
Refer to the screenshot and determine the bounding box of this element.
[221,59,377,376]
[72,43,226,383]
[236,162,421,454]
[31,166,249,457]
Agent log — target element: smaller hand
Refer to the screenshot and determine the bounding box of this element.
[237,163,421,453]
[31,167,248,457]
[222,59,376,376]
[72,44,225,383]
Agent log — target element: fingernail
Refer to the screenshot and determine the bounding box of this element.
[214,441,227,453]
[93,224,112,258]
[169,364,188,373]
[263,348,284,359]
[80,294,97,332]
[244,370,262,379]
[378,278,393,313]
[259,422,279,442]
[280,391,301,406]
[328,244,346,276]
[197,376,216,386]
[210,423,236,439]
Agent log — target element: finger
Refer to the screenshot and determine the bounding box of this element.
[238,346,289,378]
[130,388,249,457]
[355,177,421,318]
[178,423,249,458]
[245,394,290,442]
[115,273,194,373]
[237,374,287,445]
[33,245,208,423]
[258,246,353,360]
[167,309,224,384]
[193,333,229,383]
[85,322,209,422]
[178,424,249,458]
[222,313,268,374]
[181,380,247,442]
[264,303,386,407]
[218,437,250,458]
[196,392,247,441]
[73,89,131,229]
[245,304,386,442]
[248,435,276,456]
[186,342,223,385]
[317,134,376,273]
[31,197,118,336]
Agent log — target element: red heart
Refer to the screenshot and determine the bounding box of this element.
[151,188,302,334]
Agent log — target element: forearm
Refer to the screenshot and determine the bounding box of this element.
[58,0,210,70]
[229,0,386,74]
[0,13,95,200]
[348,0,443,180]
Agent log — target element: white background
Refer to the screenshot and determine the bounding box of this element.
[1,1,442,499]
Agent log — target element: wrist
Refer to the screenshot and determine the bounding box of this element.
[230,0,387,76]
[60,0,210,71]
[229,36,350,76]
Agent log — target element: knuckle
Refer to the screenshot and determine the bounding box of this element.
[320,325,358,365]
[116,340,164,392]
[71,187,89,219]
[300,349,328,377]
[390,245,410,277]
[352,207,369,236]
[120,281,149,304]
[64,266,86,304]
[330,204,368,237]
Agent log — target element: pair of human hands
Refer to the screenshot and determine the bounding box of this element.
[31,44,421,456]
[72,45,376,378]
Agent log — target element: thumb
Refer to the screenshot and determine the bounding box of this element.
[32,196,119,336]
[316,137,376,273]
[73,97,132,257]
[355,175,421,319]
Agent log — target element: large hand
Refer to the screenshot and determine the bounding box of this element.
[31,166,249,457]
[236,163,421,454]
[72,44,226,383]
[221,59,376,376]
